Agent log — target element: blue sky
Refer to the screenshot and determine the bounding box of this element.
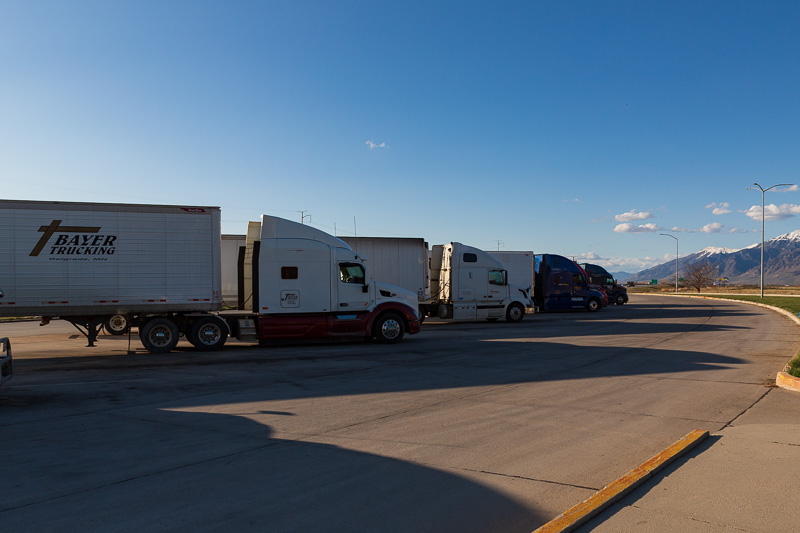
[2,1,799,273]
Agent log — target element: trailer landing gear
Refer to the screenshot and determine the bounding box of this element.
[59,317,101,347]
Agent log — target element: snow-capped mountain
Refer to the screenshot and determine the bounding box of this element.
[627,231,800,284]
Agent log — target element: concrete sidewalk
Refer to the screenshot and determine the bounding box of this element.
[573,295,800,532]
[579,380,799,532]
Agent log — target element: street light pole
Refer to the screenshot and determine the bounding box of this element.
[660,233,678,293]
[747,182,793,298]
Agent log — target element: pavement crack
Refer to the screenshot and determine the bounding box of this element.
[475,468,599,491]
[723,388,772,428]
[628,504,758,532]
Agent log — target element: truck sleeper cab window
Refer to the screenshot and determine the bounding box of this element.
[339,263,365,284]
[281,266,298,279]
[463,253,478,262]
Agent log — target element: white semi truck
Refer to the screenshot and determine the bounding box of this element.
[341,237,531,322]
[428,243,531,322]
[0,200,420,353]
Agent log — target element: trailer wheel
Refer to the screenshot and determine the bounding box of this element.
[139,318,180,354]
[615,294,626,306]
[586,298,601,312]
[189,317,228,351]
[104,314,129,335]
[506,303,525,322]
[373,313,404,344]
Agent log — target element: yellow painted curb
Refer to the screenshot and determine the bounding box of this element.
[776,370,800,392]
[533,429,709,533]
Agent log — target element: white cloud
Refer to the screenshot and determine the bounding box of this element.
[706,202,731,215]
[613,222,663,233]
[741,203,800,221]
[588,255,664,271]
[365,140,389,150]
[728,227,755,234]
[614,209,653,222]
[574,252,602,261]
[701,222,724,233]
[670,226,692,233]
[786,185,799,192]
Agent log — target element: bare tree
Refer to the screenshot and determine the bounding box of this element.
[683,260,718,293]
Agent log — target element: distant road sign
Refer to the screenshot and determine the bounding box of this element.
[651,279,658,285]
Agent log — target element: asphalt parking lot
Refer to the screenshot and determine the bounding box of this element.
[1,295,797,532]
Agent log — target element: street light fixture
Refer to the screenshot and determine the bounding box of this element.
[660,233,678,293]
[746,182,793,298]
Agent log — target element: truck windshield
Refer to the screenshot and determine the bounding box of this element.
[339,263,365,284]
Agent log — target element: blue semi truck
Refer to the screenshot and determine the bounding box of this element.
[534,254,606,312]
[486,251,605,313]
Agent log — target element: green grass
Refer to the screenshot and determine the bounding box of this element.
[789,356,800,378]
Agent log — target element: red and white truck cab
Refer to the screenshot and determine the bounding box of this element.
[240,215,421,344]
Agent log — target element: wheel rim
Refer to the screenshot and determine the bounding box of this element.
[108,315,126,332]
[197,323,221,346]
[509,306,522,321]
[148,325,174,348]
[589,301,599,311]
[381,318,401,340]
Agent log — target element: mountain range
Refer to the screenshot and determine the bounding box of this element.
[623,230,800,285]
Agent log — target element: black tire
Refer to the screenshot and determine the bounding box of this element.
[506,303,525,322]
[104,314,129,335]
[373,313,404,344]
[586,298,601,312]
[418,307,426,325]
[139,318,180,354]
[615,294,626,306]
[188,317,228,351]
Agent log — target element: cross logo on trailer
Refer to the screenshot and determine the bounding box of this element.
[30,220,118,258]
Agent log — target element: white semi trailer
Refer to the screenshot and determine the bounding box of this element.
[485,251,535,292]
[0,200,420,353]
[340,237,430,304]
